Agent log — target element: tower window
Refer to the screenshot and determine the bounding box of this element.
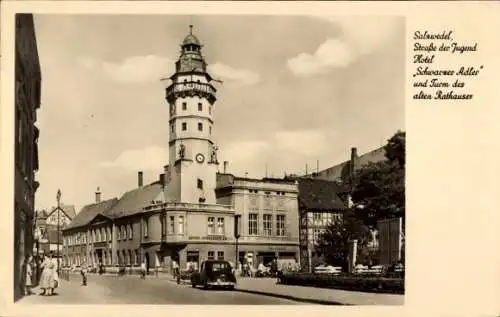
[209,106,212,115]
[197,179,203,189]
[182,102,187,110]
[198,122,203,131]
[182,122,187,131]
[198,103,202,111]
[209,126,212,135]
[171,124,174,133]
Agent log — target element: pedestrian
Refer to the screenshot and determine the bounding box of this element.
[81,260,88,286]
[38,253,54,296]
[140,260,146,279]
[50,253,59,295]
[172,260,180,284]
[24,254,34,296]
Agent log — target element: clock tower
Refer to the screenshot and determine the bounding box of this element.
[165,25,219,204]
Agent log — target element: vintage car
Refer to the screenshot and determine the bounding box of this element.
[191,260,237,290]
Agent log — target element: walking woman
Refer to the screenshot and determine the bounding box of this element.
[50,253,59,295]
[24,254,34,295]
[38,253,54,296]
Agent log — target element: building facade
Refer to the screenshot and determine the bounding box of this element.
[216,173,300,268]
[63,26,237,272]
[34,205,75,256]
[294,178,347,272]
[14,13,42,301]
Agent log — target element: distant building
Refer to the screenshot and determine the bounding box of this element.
[294,178,348,272]
[14,13,42,301]
[34,205,76,256]
[313,146,386,189]
[216,172,300,268]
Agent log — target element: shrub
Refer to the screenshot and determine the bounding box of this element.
[278,273,404,294]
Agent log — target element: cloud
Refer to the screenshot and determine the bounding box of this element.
[287,16,401,76]
[219,129,332,177]
[287,39,353,76]
[100,146,168,171]
[78,56,260,86]
[208,62,261,86]
[78,55,174,83]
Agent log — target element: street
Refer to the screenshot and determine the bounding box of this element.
[20,274,308,305]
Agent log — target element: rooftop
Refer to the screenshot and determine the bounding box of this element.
[64,198,118,230]
[297,178,347,212]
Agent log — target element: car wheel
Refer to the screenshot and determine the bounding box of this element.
[228,285,235,291]
[203,282,208,290]
[191,282,196,288]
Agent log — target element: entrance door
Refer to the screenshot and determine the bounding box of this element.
[96,249,103,264]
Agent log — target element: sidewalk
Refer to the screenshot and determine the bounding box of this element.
[234,277,404,305]
[18,275,122,305]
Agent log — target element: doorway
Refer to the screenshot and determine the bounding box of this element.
[96,249,103,264]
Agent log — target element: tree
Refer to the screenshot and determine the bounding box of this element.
[351,131,406,228]
[315,209,371,270]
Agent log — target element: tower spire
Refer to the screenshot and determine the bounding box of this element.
[189,24,193,35]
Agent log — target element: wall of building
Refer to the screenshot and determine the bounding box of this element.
[14,13,41,301]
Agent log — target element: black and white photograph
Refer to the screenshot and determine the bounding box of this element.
[13,13,406,305]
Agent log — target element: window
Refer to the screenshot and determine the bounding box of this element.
[169,216,175,234]
[128,224,133,239]
[92,230,95,242]
[208,217,215,234]
[313,229,322,242]
[276,215,285,236]
[182,122,187,131]
[182,102,187,110]
[197,178,203,189]
[107,227,112,241]
[217,217,225,235]
[208,251,215,260]
[217,251,224,260]
[249,213,258,235]
[121,225,126,240]
[263,214,272,236]
[198,122,203,131]
[198,102,202,111]
[313,213,321,225]
[171,124,174,133]
[209,126,212,135]
[97,229,101,242]
[178,216,185,234]
[134,250,139,265]
[209,106,212,115]
[143,218,149,237]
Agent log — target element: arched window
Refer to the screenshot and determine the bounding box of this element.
[102,227,106,241]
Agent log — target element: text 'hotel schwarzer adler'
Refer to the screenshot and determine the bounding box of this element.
[63,27,301,272]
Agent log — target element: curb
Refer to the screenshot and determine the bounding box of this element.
[234,288,347,305]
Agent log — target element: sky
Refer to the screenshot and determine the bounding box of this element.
[33,14,405,213]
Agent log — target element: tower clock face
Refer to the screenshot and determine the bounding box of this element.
[195,153,205,163]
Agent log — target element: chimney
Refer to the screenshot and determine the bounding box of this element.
[95,187,101,203]
[223,161,229,173]
[351,147,358,161]
[159,173,165,187]
[138,171,143,188]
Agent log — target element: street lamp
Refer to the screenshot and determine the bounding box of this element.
[234,215,241,271]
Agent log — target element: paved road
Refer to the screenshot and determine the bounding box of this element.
[21,275,306,305]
